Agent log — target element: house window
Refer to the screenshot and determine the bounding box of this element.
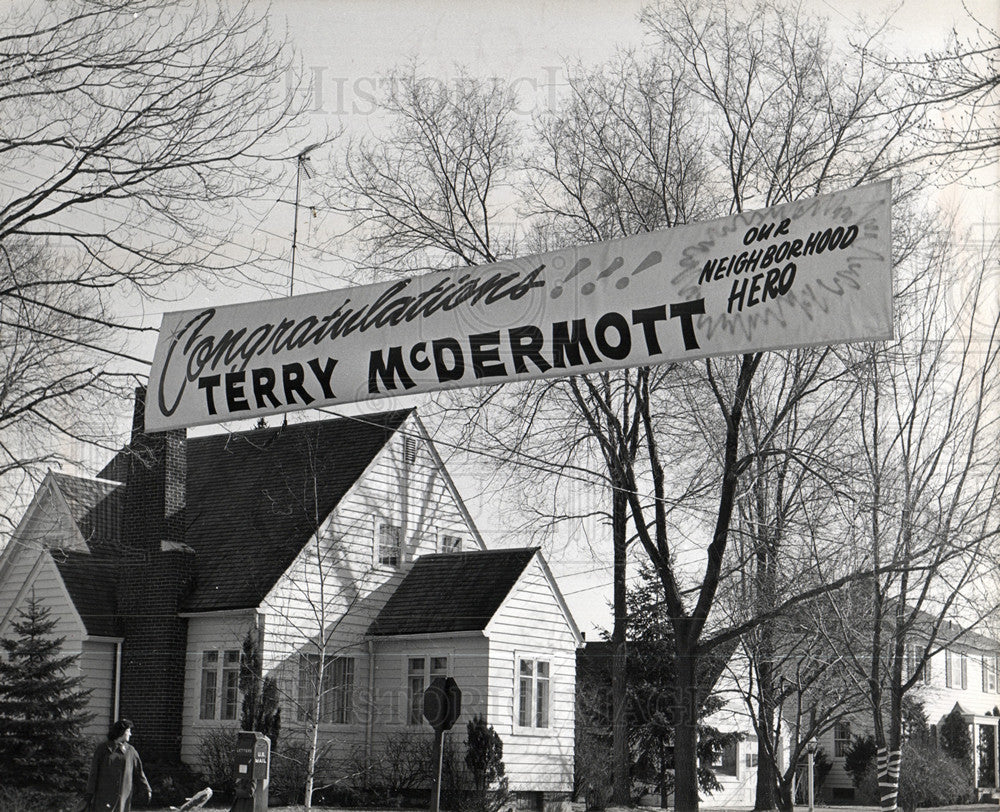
[440,534,462,554]
[905,643,930,685]
[835,721,851,758]
[709,740,738,776]
[407,655,448,725]
[222,650,241,720]
[945,649,954,688]
[985,656,999,693]
[518,658,550,728]
[377,522,402,568]
[200,651,218,720]
[297,654,356,724]
[199,649,240,720]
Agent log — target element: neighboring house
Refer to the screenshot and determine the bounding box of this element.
[0,390,581,809]
[815,621,1000,801]
[575,640,758,807]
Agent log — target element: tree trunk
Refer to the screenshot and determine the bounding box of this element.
[752,715,778,811]
[876,741,902,812]
[775,776,794,812]
[659,737,670,808]
[673,643,700,812]
[753,538,780,811]
[878,682,904,812]
[611,477,630,805]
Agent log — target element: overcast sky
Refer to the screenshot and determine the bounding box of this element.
[237,0,997,634]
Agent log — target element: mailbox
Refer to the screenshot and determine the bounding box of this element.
[230,731,270,812]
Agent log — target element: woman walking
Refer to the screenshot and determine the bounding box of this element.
[85,719,152,811]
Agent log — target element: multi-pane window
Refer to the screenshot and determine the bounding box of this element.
[378,522,402,568]
[407,655,448,725]
[199,649,240,720]
[222,650,240,720]
[834,721,851,758]
[905,643,931,685]
[297,654,355,724]
[984,655,999,693]
[200,651,218,719]
[518,658,550,728]
[440,534,462,554]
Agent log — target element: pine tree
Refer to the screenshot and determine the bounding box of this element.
[239,626,281,751]
[939,705,973,768]
[0,593,92,790]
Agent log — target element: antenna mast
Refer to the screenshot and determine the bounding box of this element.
[289,144,319,297]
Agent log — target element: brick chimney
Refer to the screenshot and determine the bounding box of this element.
[117,386,194,762]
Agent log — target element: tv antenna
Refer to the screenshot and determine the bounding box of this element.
[289,143,321,297]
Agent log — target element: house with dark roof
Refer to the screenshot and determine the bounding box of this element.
[0,391,582,808]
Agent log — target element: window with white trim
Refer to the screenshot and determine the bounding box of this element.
[407,655,448,725]
[199,649,240,721]
[199,651,218,720]
[440,534,462,554]
[297,654,355,724]
[222,650,240,719]
[984,655,998,693]
[517,658,550,729]
[905,643,930,685]
[834,721,851,758]
[377,521,402,568]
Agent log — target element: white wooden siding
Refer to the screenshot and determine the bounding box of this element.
[0,480,84,637]
[486,557,577,793]
[259,418,480,735]
[0,552,83,643]
[180,611,256,765]
[0,543,118,749]
[369,636,490,732]
[78,640,117,742]
[820,641,1000,793]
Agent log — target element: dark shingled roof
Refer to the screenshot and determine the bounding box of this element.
[181,409,413,612]
[367,548,538,636]
[54,551,118,638]
[50,472,120,549]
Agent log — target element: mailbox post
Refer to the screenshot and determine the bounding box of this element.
[230,731,270,812]
[424,677,461,812]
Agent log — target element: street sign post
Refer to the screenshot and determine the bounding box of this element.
[424,677,462,812]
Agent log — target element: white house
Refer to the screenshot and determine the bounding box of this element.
[815,621,1000,801]
[0,391,581,809]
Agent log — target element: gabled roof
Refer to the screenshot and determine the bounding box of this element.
[49,472,119,526]
[181,409,413,612]
[53,550,118,638]
[49,472,121,550]
[367,548,538,636]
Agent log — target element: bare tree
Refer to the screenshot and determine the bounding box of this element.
[0,0,309,515]
[328,2,983,808]
[883,8,999,172]
[716,348,869,810]
[821,223,1000,812]
[0,236,121,528]
[258,436,377,810]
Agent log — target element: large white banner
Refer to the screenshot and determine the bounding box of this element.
[147,181,892,430]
